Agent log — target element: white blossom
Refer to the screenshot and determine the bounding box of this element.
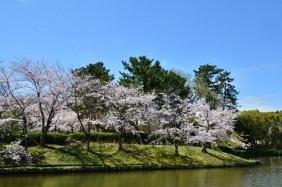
[189,100,237,148]
[100,83,155,149]
[152,94,194,155]
[0,140,32,165]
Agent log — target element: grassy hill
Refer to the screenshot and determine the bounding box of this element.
[0,143,259,174]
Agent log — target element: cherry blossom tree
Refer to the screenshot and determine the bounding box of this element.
[52,109,80,132]
[10,59,71,146]
[0,66,35,150]
[0,83,9,118]
[152,94,193,156]
[101,83,155,150]
[189,100,237,153]
[69,75,108,150]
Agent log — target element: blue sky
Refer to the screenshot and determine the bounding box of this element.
[1,0,282,111]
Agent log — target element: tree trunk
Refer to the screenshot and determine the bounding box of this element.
[22,117,28,152]
[202,145,208,153]
[87,138,90,151]
[118,135,123,150]
[174,143,179,156]
[86,124,91,151]
[83,132,91,151]
[40,128,47,147]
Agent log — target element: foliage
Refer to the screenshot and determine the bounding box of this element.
[0,58,244,161]
[73,62,114,82]
[1,131,147,146]
[235,110,282,149]
[119,56,190,98]
[193,64,238,109]
[69,132,118,142]
[27,132,68,145]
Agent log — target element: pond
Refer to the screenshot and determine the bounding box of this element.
[0,157,281,187]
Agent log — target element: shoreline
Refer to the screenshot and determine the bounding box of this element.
[0,161,260,175]
[219,147,282,158]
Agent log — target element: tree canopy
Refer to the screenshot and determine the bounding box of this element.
[74,62,114,82]
[236,110,282,149]
[193,64,239,110]
[119,56,190,98]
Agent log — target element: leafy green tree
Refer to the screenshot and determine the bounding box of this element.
[194,64,222,109]
[193,64,238,109]
[74,62,114,82]
[119,56,190,98]
[235,110,282,149]
[163,70,190,98]
[119,56,163,92]
[216,71,239,110]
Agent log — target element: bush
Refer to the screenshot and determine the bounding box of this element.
[0,130,21,143]
[47,132,68,145]
[94,132,118,142]
[26,132,41,145]
[69,132,118,142]
[27,132,68,145]
[69,132,150,143]
[68,132,84,141]
[123,132,149,144]
[11,131,151,146]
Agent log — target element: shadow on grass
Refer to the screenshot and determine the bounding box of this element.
[182,147,206,165]
[87,149,122,167]
[44,145,101,165]
[206,151,238,163]
[121,145,194,166]
[42,144,226,167]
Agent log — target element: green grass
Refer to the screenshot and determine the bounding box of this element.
[27,143,257,168]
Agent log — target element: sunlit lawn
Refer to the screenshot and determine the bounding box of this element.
[28,143,255,167]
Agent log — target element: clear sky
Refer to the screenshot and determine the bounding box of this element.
[1,0,282,111]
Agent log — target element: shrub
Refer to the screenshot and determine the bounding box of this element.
[93,132,118,142]
[69,132,149,143]
[69,132,118,142]
[46,132,68,145]
[68,132,85,141]
[27,132,68,145]
[18,131,150,145]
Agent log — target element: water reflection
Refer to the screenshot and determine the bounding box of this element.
[0,157,281,187]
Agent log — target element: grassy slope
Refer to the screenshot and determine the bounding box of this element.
[26,143,257,168]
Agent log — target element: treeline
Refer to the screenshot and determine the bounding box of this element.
[121,57,239,109]
[76,56,239,109]
[72,57,282,153]
[236,110,282,149]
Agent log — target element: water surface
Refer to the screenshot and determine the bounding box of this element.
[0,157,281,187]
